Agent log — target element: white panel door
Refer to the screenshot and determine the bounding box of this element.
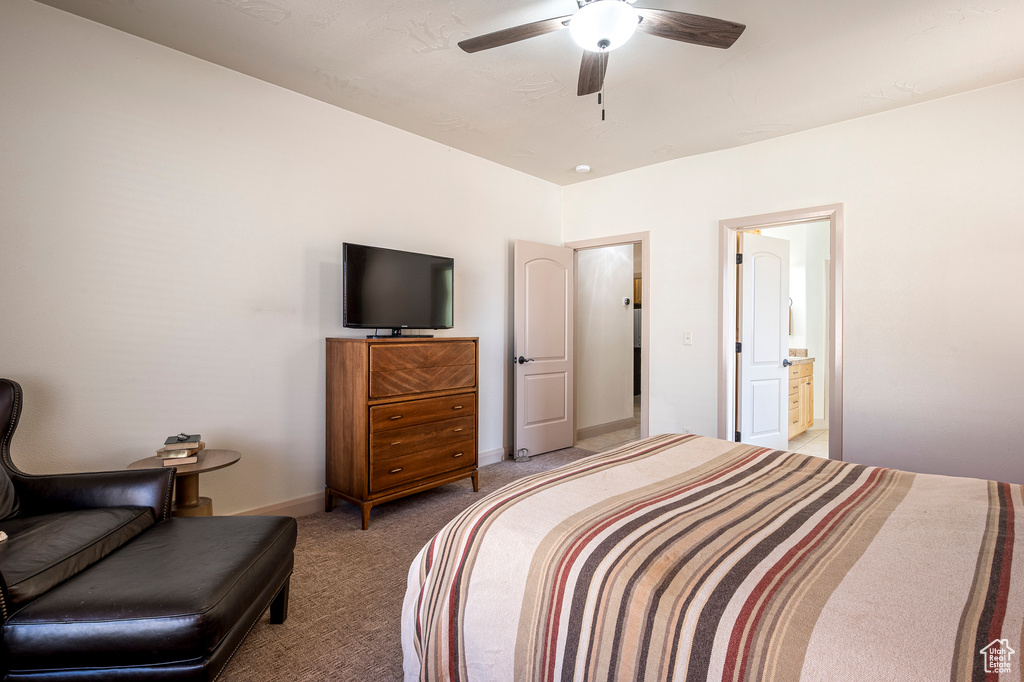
[514,240,574,458]
[738,232,790,450]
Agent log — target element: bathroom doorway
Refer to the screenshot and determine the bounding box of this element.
[718,205,844,461]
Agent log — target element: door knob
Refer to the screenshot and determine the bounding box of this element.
[517,356,535,365]
[782,358,792,367]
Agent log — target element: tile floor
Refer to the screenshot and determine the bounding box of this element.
[574,422,641,452]
[575,397,642,452]
[789,428,829,458]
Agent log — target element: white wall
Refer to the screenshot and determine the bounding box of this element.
[804,224,829,423]
[576,245,634,431]
[0,0,562,513]
[563,78,1024,485]
[3,2,1022,509]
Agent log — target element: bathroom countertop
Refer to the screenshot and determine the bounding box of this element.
[787,356,814,365]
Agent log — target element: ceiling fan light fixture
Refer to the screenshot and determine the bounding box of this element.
[569,0,639,52]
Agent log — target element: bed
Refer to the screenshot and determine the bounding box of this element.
[401,434,1023,681]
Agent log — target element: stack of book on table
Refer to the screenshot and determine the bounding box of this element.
[157,433,204,466]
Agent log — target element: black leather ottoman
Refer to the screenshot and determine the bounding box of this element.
[2,515,296,681]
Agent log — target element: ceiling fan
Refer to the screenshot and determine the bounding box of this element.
[458,0,746,97]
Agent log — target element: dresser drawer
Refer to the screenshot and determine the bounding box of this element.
[788,362,813,379]
[369,439,475,493]
[789,393,800,410]
[369,342,475,398]
[370,393,475,432]
[789,379,801,396]
[370,365,475,398]
[370,342,475,371]
[788,407,801,439]
[370,415,475,461]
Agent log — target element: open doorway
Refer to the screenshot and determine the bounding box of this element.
[565,232,650,451]
[718,206,844,461]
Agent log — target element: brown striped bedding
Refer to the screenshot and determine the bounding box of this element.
[401,434,1024,681]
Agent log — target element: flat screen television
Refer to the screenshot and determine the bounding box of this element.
[343,243,454,337]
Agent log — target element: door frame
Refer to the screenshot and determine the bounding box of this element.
[564,231,650,440]
[718,205,844,460]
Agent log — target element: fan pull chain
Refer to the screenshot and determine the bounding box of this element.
[599,91,605,121]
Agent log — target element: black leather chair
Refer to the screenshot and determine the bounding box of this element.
[0,379,297,680]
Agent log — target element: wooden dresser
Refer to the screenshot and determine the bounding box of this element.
[788,359,814,439]
[325,337,479,528]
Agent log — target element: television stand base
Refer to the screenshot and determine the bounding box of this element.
[365,329,434,339]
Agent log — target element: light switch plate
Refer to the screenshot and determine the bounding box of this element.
[683,331,693,346]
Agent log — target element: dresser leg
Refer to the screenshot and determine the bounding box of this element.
[361,502,372,530]
[324,489,335,513]
[472,470,479,492]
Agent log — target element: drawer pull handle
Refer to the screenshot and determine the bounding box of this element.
[452,405,464,410]
[390,415,403,421]
[390,467,403,474]
[390,441,402,446]
[452,452,464,458]
[453,427,464,432]
[792,420,799,425]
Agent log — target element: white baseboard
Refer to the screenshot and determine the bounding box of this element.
[478,446,507,467]
[235,492,323,518]
[234,448,509,518]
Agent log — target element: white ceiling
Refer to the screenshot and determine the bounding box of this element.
[35,0,1024,185]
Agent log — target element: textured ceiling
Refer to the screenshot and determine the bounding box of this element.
[34,0,1024,184]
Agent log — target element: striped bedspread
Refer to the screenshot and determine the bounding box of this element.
[401,434,1023,681]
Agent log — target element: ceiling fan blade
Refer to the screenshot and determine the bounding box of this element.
[458,15,572,53]
[578,50,609,96]
[635,9,745,49]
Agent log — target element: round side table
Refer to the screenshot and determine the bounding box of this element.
[128,449,241,517]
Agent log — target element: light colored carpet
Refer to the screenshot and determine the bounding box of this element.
[220,446,595,682]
